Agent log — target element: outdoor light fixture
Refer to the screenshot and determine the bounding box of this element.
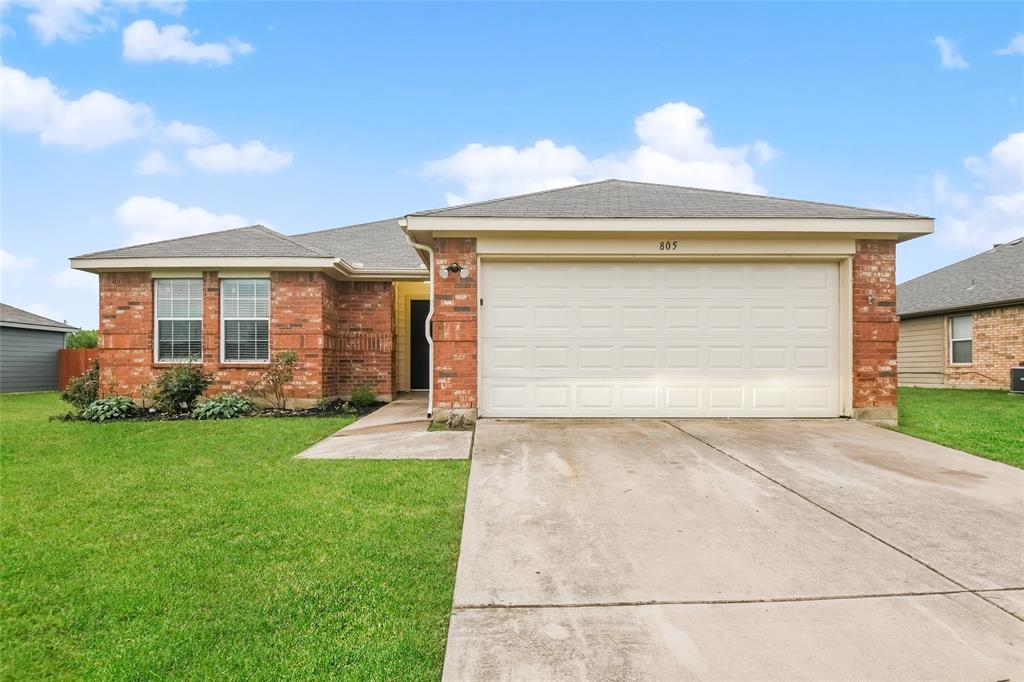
[440,262,470,279]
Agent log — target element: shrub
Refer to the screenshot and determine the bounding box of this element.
[349,385,377,410]
[247,351,298,409]
[61,360,100,411]
[81,397,137,422]
[192,393,254,420]
[152,360,212,413]
[64,330,98,349]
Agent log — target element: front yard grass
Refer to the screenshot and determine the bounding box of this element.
[0,392,470,680]
[895,387,1024,468]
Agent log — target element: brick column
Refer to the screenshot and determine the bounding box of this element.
[432,237,477,421]
[97,272,153,398]
[852,239,898,423]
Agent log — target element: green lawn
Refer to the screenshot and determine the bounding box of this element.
[0,393,470,680]
[895,387,1024,468]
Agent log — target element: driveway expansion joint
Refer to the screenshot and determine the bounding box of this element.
[664,420,1024,624]
[453,587,1024,612]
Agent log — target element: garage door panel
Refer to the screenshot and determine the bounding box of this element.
[480,261,840,417]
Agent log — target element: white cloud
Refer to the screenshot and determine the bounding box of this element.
[933,132,1024,249]
[424,101,774,204]
[186,140,293,173]
[154,120,218,145]
[934,36,968,69]
[995,33,1024,56]
[115,195,249,245]
[123,19,252,65]
[52,266,95,289]
[0,249,36,279]
[12,0,183,44]
[135,149,178,175]
[0,64,154,149]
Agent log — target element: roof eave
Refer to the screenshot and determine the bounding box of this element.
[897,297,1024,319]
[0,321,79,332]
[70,256,341,273]
[403,215,934,241]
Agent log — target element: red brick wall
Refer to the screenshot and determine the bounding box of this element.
[322,279,394,400]
[944,304,1024,389]
[852,239,898,410]
[432,238,477,413]
[97,271,394,405]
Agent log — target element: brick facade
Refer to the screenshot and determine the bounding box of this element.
[431,237,478,418]
[851,239,899,419]
[944,304,1024,389]
[97,271,393,406]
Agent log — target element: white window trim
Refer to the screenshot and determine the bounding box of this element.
[153,277,203,364]
[949,314,973,366]
[219,278,271,364]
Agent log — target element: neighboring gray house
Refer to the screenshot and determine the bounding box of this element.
[0,304,78,393]
[897,238,1024,390]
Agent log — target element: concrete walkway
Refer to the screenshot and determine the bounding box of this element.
[444,419,1024,680]
[295,393,472,460]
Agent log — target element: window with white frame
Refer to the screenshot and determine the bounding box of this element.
[221,279,270,362]
[155,279,203,362]
[950,314,973,364]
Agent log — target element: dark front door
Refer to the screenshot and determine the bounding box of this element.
[410,300,430,390]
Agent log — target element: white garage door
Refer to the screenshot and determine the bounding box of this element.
[479,261,840,417]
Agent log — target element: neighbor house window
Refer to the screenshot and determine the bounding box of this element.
[221,279,270,362]
[155,278,203,362]
[950,314,973,364]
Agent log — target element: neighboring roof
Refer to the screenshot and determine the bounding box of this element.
[291,219,423,270]
[0,304,78,332]
[72,225,330,260]
[412,179,931,220]
[897,237,1024,317]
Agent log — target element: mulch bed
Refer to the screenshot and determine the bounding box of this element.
[52,402,383,423]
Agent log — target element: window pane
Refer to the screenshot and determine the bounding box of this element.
[157,320,202,361]
[951,339,972,364]
[951,315,972,339]
[223,320,269,361]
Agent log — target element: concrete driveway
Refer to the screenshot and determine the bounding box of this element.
[443,419,1024,680]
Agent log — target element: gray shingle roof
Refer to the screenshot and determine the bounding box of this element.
[897,238,1024,317]
[0,303,78,331]
[413,179,930,219]
[291,219,424,270]
[72,225,330,260]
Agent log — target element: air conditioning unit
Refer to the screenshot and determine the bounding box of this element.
[1011,366,1024,394]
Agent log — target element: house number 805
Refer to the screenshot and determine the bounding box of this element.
[659,241,678,251]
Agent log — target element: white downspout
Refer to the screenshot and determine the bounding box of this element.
[404,230,435,419]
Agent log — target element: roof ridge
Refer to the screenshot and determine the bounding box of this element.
[412,178,930,219]
[72,224,266,259]
[290,218,401,238]
[257,225,332,257]
[413,179,618,216]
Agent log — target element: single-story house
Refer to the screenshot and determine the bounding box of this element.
[0,303,79,393]
[897,237,1023,390]
[70,179,933,423]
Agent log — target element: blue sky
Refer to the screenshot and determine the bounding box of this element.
[1,1,1022,328]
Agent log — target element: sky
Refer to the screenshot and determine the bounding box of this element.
[1,1,1022,328]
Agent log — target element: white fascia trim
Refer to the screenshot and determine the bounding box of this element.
[405,216,934,237]
[70,257,339,272]
[0,321,78,333]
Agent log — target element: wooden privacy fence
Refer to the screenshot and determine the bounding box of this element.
[58,348,99,390]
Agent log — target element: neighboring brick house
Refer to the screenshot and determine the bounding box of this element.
[72,179,934,423]
[897,238,1024,390]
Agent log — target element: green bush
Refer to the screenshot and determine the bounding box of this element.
[349,385,377,410]
[246,351,298,409]
[61,360,100,411]
[81,397,138,422]
[152,360,212,413]
[64,330,98,349]
[192,394,254,420]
